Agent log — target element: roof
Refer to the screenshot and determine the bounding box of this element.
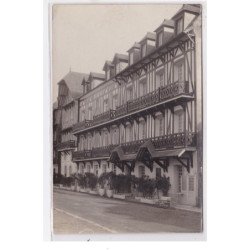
[88,72,105,80]
[59,71,88,99]
[139,32,156,43]
[127,42,141,52]
[102,60,114,71]
[171,4,201,20]
[154,19,175,32]
[112,53,129,64]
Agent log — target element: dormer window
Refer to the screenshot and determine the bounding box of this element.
[176,18,184,35]
[115,63,120,74]
[129,53,133,65]
[106,69,110,80]
[142,44,146,57]
[158,32,163,47]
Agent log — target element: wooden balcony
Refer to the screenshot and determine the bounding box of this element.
[57,140,76,151]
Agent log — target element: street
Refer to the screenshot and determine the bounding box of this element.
[53,189,202,234]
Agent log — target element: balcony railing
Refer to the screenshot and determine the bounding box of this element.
[72,131,196,160]
[92,144,118,158]
[72,145,118,161]
[72,119,93,133]
[93,110,116,126]
[151,131,196,149]
[72,81,190,133]
[57,140,76,151]
[72,150,92,160]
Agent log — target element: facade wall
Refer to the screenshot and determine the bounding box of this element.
[60,151,78,177]
[61,7,202,207]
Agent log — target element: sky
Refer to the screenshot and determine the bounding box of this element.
[52,4,182,102]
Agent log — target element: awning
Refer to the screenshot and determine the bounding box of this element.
[109,146,136,163]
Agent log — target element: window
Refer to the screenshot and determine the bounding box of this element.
[103,131,108,146]
[158,32,163,46]
[182,173,187,191]
[156,168,161,178]
[112,128,118,144]
[126,125,133,142]
[88,106,92,120]
[176,18,183,34]
[139,121,147,139]
[159,73,164,87]
[156,72,164,89]
[189,176,195,191]
[80,165,84,175]
[81,109,85,121]
[95,99,99,115]
[106,69,110,80]
[178,166,182,192]
[129,53,133,65]
[102,164,107,173]
[174,60,184,82]
[116,63,120,74]
[139,166,145,178]
[127,87,133,101]
[159,117,164,136]
[178,112,184,133]
[87,136,92,150]
[112,94,118,109]
[142,43,146,57]
[103,99,108,112]
[140,80,147,96]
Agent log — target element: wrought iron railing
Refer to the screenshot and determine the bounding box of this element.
[72,131,196,160]
[159,81,189,101]
[57,140,76,150]
[93,110,116,126]
[72,150,92,160]
[72,81,190,133]
[72,119,93,133]
[92,145,118,158]
[151,131,196,149]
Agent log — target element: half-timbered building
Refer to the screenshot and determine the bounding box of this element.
[56,71,88,177]
[58,4,202,207]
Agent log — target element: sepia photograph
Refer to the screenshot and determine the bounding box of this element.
[51,2,204,239]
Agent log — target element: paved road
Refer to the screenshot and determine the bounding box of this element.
[53,189,202,234]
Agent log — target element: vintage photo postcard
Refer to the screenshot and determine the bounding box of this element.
[51,2,205,240]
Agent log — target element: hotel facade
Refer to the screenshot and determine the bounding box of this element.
[53,4,203,207]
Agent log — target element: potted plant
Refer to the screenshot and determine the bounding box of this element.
[97,173,106,196]
[84,173,97,194]
[112,174,132,199]
[156,176,171,206]
[106,172,115,198]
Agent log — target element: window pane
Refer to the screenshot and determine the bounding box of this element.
[189,176,195,191]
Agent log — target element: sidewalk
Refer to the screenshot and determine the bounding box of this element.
[54,186,202,213]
